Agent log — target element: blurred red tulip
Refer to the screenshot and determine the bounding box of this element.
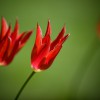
[0,17,33,66]
[97,21,100,38]
[31,20,70,72]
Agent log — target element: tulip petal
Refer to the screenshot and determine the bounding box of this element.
[31,45,37,62]
[15,31,32,54]
[0,37,11,66]
[11,19,19,41]
[31,44,46,70]
[31,35,50,70]
[50,26,66,50]
[5,38,20,65]
[0,36,9,61]
[45,20,51,36]
[31,41,46,61]
[38,44,62,70]
[60,34,70,45]
[31,34,50,62]
[35,24,42,49]
[1,37,12,62]
[6,25,11,36]
[0,17,8,39]
[37,35,50,58]
[0,25,11,42]
[42,20,51,43]
[19,31,32,47]
[31,25,41,60]
[42,34,51,44]
[17,32,26,40]
[33,57,46,72]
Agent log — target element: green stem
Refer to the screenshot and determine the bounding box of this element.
[15,71,36,100]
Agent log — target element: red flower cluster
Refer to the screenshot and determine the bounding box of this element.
[31,20,70,72]
[0,17,70,72]
[0,17,32,66]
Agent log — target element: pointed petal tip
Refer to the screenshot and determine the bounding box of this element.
[13,18,19,32]
[37,24,42,32]
[16,16,18,20]
[28,29,33,33]
[8,24,12,31]
[48,19,50,23]
[1,16,6,21]
[37,22,38,26]
[68,33,70,36]
[63,23,66,27]
[65,33,70,39]
[60,25,66,35]
[1,17,8,39]
[63,25,66,32]
[45,19,51,36]
[1,17,7,24]
[37,22,40,26]
[37,22,41,28]
[16,19,18,25]
[30,30,33,33]
[59,33,70,45]
[28,30,33,36]
[15,18,19,25]
[1,16,4,20]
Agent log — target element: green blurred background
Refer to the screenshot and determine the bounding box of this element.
[0,0,100,99]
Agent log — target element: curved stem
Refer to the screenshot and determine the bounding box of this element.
[15,71,36,100]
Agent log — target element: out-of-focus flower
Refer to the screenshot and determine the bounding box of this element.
[97,21,100,38]
[0,17,33,66]
[31,20,70,72]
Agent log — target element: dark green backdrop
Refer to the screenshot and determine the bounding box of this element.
[0,0,100,99]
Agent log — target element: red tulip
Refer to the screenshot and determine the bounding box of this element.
[97,21,100,38]
[0,17,33,66]
[31,20,70,72]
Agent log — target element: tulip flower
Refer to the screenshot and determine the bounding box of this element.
[97,21,100,38]
[0,17,32,66]
[15,20,70,100]
[31,20,70,72]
